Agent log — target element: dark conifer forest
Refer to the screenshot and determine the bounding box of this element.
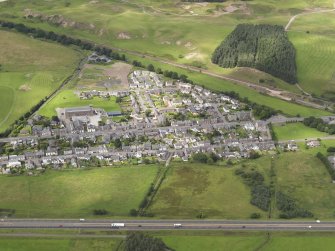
[212,24,297,84]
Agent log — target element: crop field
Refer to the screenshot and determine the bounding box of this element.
[0,30,81,132]
[273,122,329,140]
[0,166,158,218]
[1,0,334,99]
[149,163,263,219]
[38,90,121,117]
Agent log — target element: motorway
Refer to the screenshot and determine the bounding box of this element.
[1,219,335,231]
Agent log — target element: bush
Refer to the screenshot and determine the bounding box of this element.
[250,213,261,219]
[93,209,109,215]
[129,209,138,217]
[124,232,174,251]
[276,192,313,219]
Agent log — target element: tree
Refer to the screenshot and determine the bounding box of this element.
[147,64,155,72]
[114,138,122,149]
[145,109,152,117]
[124,232,174,251]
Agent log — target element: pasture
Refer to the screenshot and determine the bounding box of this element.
[273,152,335,219]
[162,232,335,251]
[0,237,121,251]
[1,0,335,100]
[0,30,81,132]
[0,166,158,218]
[149,163,263,219]
[273,122,329,140]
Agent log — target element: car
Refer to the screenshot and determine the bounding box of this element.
[316,220,320,223]
[59,225,63,228]
[308,225,312,229]
[242,226,246,229]
[79,219,85,222]
[138,225,142,227]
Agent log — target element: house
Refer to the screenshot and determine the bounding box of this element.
[306,140,320,148]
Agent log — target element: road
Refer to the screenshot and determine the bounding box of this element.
[1,219,335,231]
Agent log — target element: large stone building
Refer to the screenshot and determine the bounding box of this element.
[63,106,95,119]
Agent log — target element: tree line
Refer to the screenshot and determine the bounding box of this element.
[235,167,313,218]
[316,152,335,181]
[212,24,297,84]
[303,116,335,134]
[0,20,126,61]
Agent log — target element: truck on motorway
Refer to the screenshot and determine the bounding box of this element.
[111,223,125,229]
[173,223,182,228]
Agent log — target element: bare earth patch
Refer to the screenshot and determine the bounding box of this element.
[19,84,31,92]
[103,62,132,89]
[184,52,204,60]
[117,32,131,40]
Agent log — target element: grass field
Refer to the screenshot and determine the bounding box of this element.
[273,152,335,219]
[0,237,121,251]
[1,0,334,101]
[162,232,335,251]
[38,90,121,117]
[162,233,266,251]
[0,166,158,218]
[149,163,263,219]
[0,30,81,132]
[3,231,335,251]
[273,122,329,140]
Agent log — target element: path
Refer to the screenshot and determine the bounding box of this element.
[285,8,335,31]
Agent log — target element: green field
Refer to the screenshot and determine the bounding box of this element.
[4,231,335,251]
[38,90,121,117]
[162,233,266,251]
[0,237,121,251]
[0,30,81,132]
[162,232,335,251]
[1,0,334,101]
[273,122,329,140]
[273,152,335,219]
[149,163,263,219]
[0,166,158,218]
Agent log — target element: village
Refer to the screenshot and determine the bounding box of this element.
[0,69,325,174]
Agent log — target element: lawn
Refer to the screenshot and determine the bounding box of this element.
[0,237,121,251]
[0,166,158,218]
[273,122,329,140]
[149,163,263,219]
[0,30,81,132]
[38,90,121,117]
[273,152,335,219]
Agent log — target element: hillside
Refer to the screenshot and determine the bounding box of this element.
[212,24,297,84]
